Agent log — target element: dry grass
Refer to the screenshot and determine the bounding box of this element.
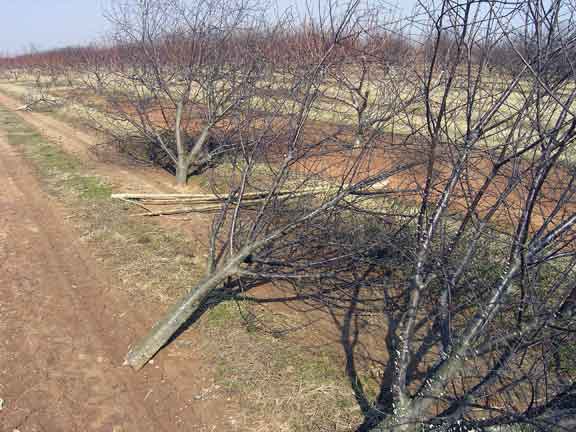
[197,301,362,432]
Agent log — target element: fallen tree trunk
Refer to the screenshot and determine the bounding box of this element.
[124,245,257,370]
[112,186,335,216]
[115,180,393,217]
[111,188,324,201]
[112,179,389,203]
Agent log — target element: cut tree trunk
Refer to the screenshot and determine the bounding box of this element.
[174,102,188,186]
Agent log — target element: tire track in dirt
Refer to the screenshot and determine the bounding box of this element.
[0,134,226,431]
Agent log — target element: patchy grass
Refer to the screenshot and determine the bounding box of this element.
[200,301,361,432]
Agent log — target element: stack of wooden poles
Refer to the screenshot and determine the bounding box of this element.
[111,187,328,217]
[112,178,390,217]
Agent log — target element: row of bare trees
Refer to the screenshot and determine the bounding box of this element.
[2,0,576,431]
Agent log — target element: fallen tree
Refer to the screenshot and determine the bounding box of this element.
[122,161,415,369]
[121,0,384,369]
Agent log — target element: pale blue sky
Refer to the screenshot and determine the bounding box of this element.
[0,0,416,55]
[0,1,109,54]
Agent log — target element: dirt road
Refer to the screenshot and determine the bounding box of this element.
[0,132,225,430]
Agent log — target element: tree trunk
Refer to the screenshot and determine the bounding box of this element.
[175,101,187,185]
[175,159,188,185]
[124,248,253,370]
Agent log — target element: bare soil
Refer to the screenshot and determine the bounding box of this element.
[0,132,230,430]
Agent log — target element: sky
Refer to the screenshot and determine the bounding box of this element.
[0,1,110,54]
[0,0,417,55]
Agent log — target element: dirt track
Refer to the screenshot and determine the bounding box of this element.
[0,131,225,430]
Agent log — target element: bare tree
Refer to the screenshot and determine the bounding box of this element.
[84,0,269,184]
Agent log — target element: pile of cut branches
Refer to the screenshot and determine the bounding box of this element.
[113,178,391,217]
[112,188,328,217]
